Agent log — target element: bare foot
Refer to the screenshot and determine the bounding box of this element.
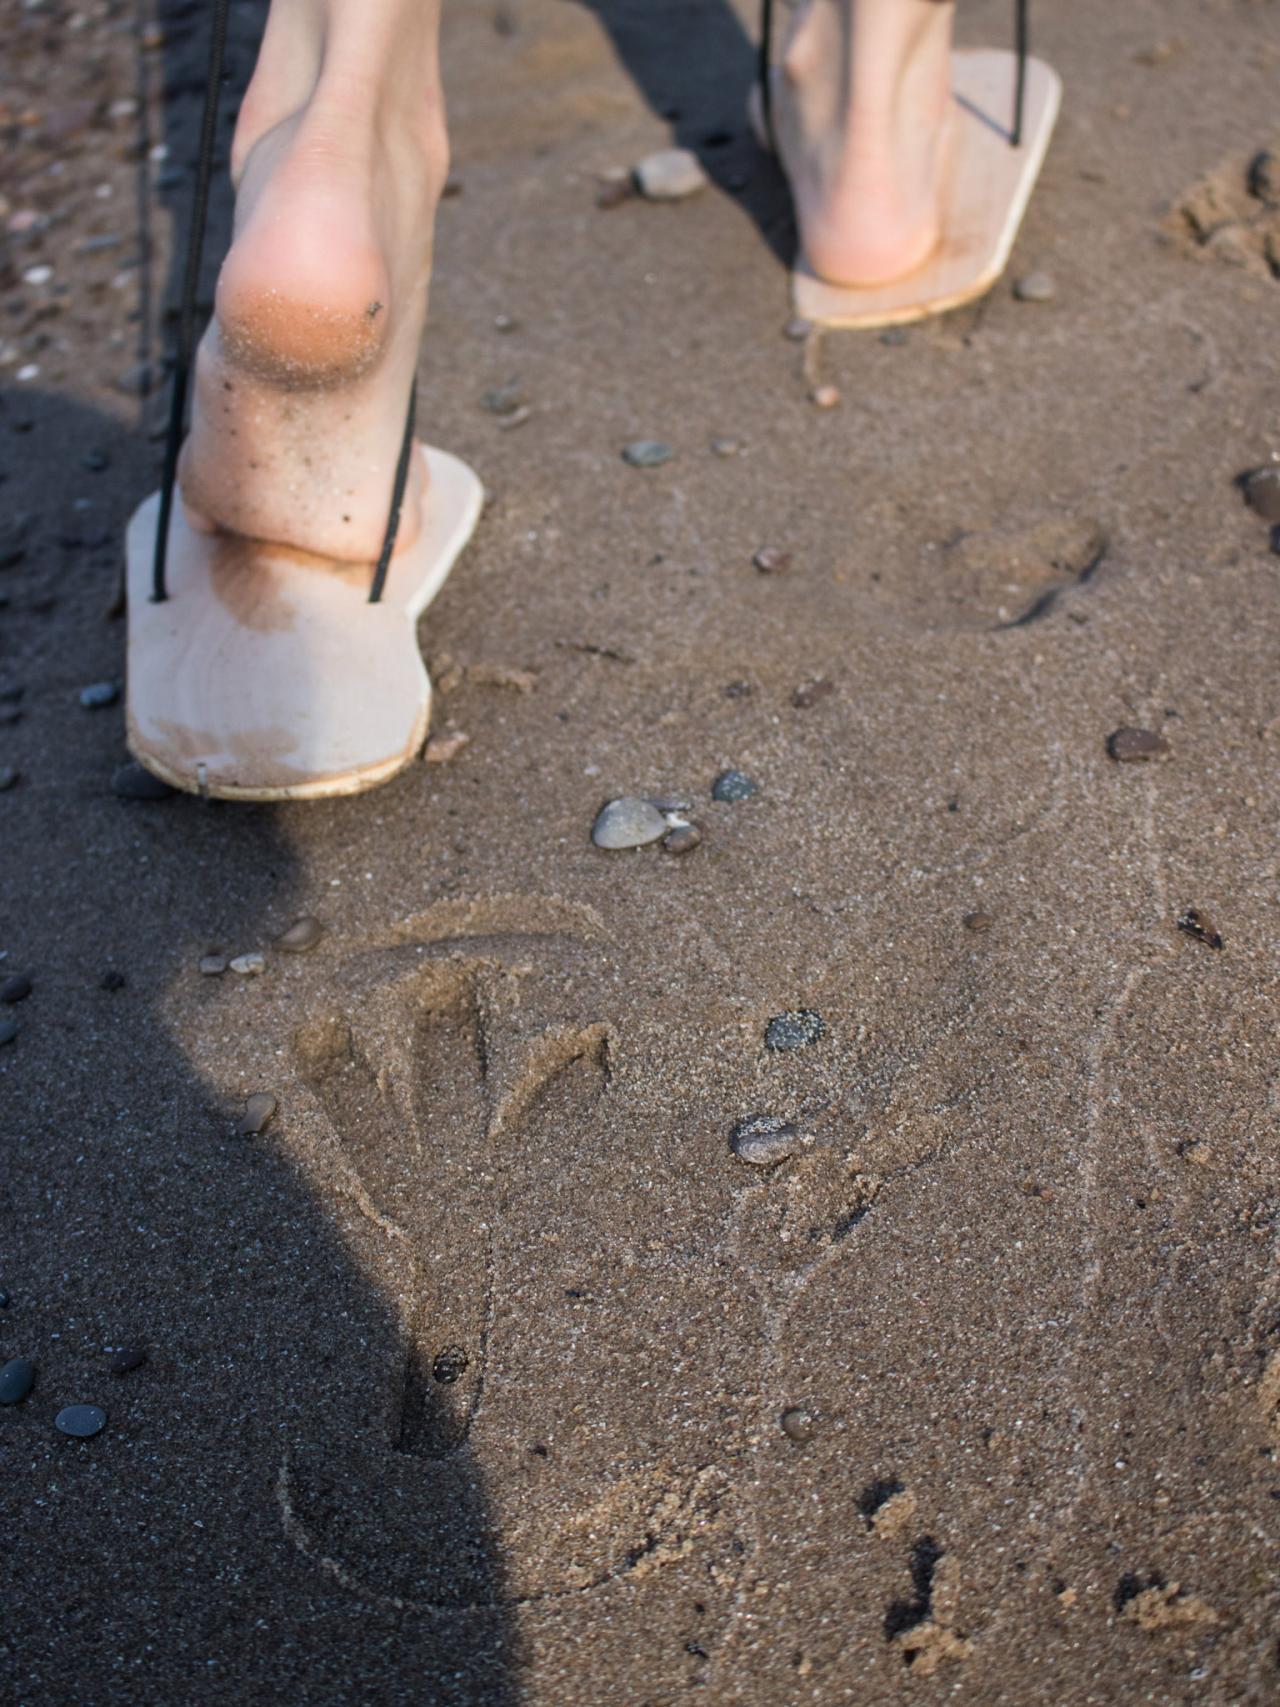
[771,0,955,287]
[179,0,448,563]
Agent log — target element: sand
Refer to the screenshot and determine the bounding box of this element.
[2,0,1280,1702]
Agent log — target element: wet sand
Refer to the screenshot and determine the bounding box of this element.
[2,1,1280,1701]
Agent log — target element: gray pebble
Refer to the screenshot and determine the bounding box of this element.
[0,1017,17,1047]
[1244,467,1280,524]
[493,313,520,333]
[79,681,119,710]
[622,440,674,469]
[55,1404,107,1438]
[730,1114,807,1166]
[482,377,525,417]
[1107,726,1171,763]
[229,952,266,976]
[712,769,758,802]
[1014,271,1056,303]
[277,916,323,953]
[0,768,18,792]
[1,974,31,1003]
[0,1357,34,1403]
[711,437,741,458]
[781,1406,816,1443]
[753,546,792,574]
[633,147,709,201]
[111,761,174,800]
[82,447,111,472]
[1247,148,1280,208]
[592,796,668,850]
[100,970,126,992]
[0,515,30,570]
[664,823,702,856]
[765,1009,825,1051]
[199,954,228,977]
[110,1346,147,1376]
[239,1092,277,1136]
[784,317,813,341]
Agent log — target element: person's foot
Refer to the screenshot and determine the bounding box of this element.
[179,0,448,563]
[770,0,955,287]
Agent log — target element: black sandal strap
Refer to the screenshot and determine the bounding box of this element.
[368,380,417,605]
[1012,0,1028,147]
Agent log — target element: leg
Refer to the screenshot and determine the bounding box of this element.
[179,0,448,562]
[775,0,955,287]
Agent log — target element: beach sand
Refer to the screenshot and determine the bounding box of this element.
[2,0,1280,1701]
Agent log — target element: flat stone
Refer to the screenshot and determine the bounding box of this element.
[792,678,834,710]
[276,916,323,953]
[55,1404,107,1438]
[199,954,228,977]
[79,681,119,710]
[1014,271,1056,302]
[1107,726,1171,762]
[239,1092,278,1136]
[730,1114,807,1166]
[229,952,266,976]
[633,148,708,201]
[0,768,19,792]
[424,729,470,763]
[1,974,32,1004]
[111,761,174,800]
[753,546,792,574]
[1244,467,1280,523]
[110,1346,148,1375]
[781,1406,816,1444]
[0,1017,17,1047]
[592,796,668,850]
[712,769,758,803]
[621,440,674,469]
[710,437,741,457]
[664,823,702,856]
[765,1009,825,1051]
[964,910,994,933]
[0,1357,35,1404]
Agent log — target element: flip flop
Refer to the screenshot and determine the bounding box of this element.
[125,0,482,802]
[753,0,1062,330]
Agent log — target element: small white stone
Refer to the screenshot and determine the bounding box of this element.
[16,365,39,382]
[22,265,51,286]
[592,796,668,850]
[633,148,709,202]
[229,952,266,976]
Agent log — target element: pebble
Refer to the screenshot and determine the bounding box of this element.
[1178,908,1223,951]
[1107,726,1171,763]
[712,769,758,802]
[0,515,29,569]
[109,1346,147,1375]
[100,970,126,992]
[0,705,22,726]
[753,546,792,574]
[113,361,155,397]
[111,761,175,800]
[1244,467,1280,523]
[493,313,520,333]
[82,448,111,472]
[0,1017,17,1047]
[664,823,702,856]
[23,265,52,286]
[239,1092,278,1136]
[879,326,909,347]
[633,148,709,201]
[730,1114,806,1166]
[276,916,323,953]
[810,384,841,409]
[622,440,674,469]
[0,768,19,792]
[482,378,525,417]
[0,1357,35,1403]
[592,796,668,850]
[79,681,119,710]
[784,317,813,341]
[711,437,741,457]
[1248,149,1280,207]
[432,1345,470,1384]
[199,954,228,977]
[55,1404,107,1438]
[229,953,266,976]
[792,678,834,710]
[765,1009,825,1051]
[1,975,32,1003]
[425,729,470,763]
[497,405,531,431]
[1014,271,1056,303]
[780,1406,816,1444]
[964,910,994,933]
[0,1291,8,1307]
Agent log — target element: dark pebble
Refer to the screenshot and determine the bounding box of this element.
[964,910,994,932]
[621,440,674,469]
[433,1345,469,1384]
[0,516,30,571]
[239,1092,278,1136]
[0,1357,35,1403]
[1,975,32,1004]
[55,1404,107,1438]
[81,448,110,472]
[79,681,119,710]
[792,678,834,710]
[0,685,22,704]
[730,1114,806,1166]
[0,769,19,792]
[784,316,812,341]
[112,761,175,800]
[664,824,702,856]
[0,1290,8,1307]
[1244,467,1280,524]
[1107,726,1171,763]
[109,1346,148,1376]
[100,970,126,991]
[276,916,323,953]
[1178,908,1223,950]
[0,705,21,727]
[1247,148,1280,207]
[765,1009,825,1052]
[0,1017,17,1047]
[780,1406,815,1443]
[712,769,758,803]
